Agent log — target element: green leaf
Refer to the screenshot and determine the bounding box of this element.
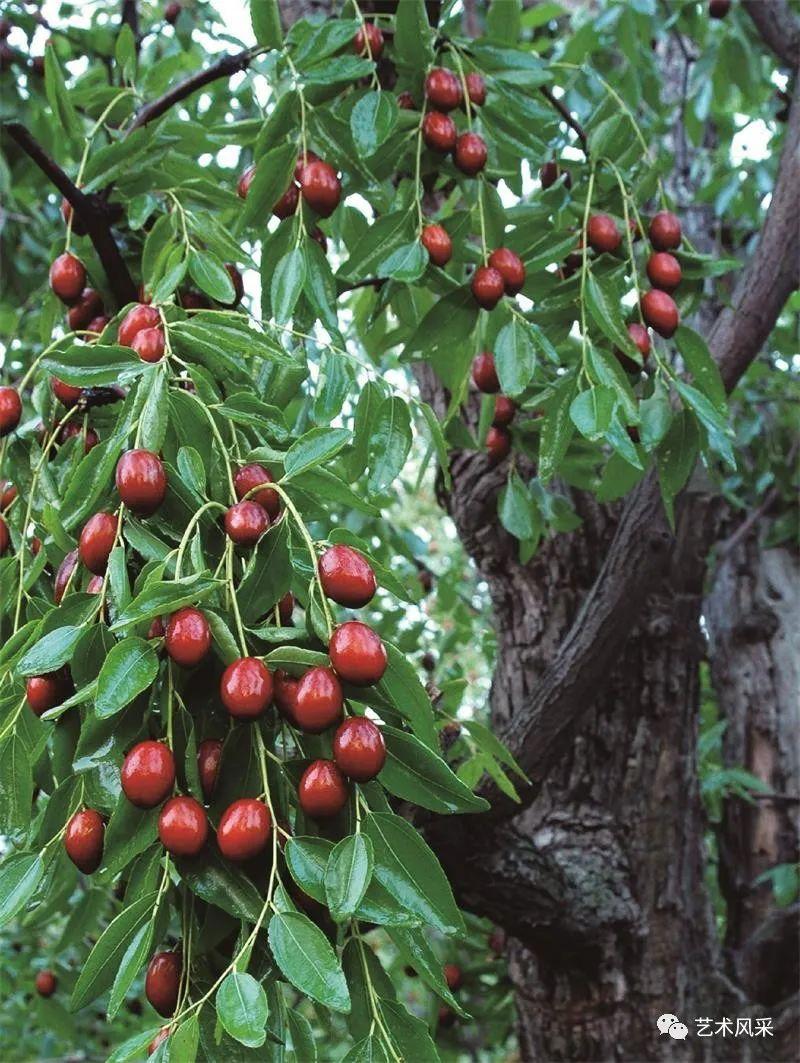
[44,47,82,144]
[17,625,82,676]
[216,972,269,1048]
[325,834,373,922]
[418,402,453,489]
[380,726,490,814]
[498,469,538,542]
[105,1027,162,1063]
[95,637,159,719]
[487,0,522,42]
[584,273,638,356]
[0,735,32,833]
[394,0,434,69]
[287,1011,317,1062]
[343,1035,389,1062]
[177,849,264,922]
[0,853,45,928]
[368,397,412,494]
[238,519,292,624]
[115,24,137,80]
[675,326,727,412]
[268,911,351,1013]
[165,1015,200,1062]
[674,380,735,467]
[271,246,307,324]
[387,926,466,1014]
[302,55,373,85]
[494,317,537,397]
[656,410,699,527]
[41,343,144,388]
[379,241,427,283]
[98,800,158,880]
[70,892,158,1011]
[379,998,439,1061]
[363,812,464,934]
[405,288,479,359]
[138,366,169,452]
[538,372,577,483]
[639,383,672,449]
[376,643,438,749]
[285,836,333,904]
[350,92,398,157]
[107,919,154,1019]
[284,426,351,478]
[605,411,643,470]
[251,0,283,48]
[188,248,236,304]
[569,385,615,440]
[240,142,297,229]
[111,574,221,629]
[588,345,639,422]
[339,211,413,282]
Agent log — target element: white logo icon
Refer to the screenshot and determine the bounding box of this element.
[657,1014,688,1040]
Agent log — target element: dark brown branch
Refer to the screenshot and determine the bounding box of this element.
[121,1,139,40]
[478,75,800,819]
[1,122,137,307]
[539,85,589,156]
[127,48,257,134]
[338,277,386,295]
[743,0,800,66]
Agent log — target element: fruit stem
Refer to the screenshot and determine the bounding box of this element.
[225,540,249,656]
[184,391,236,500]
[413,86,429,235]
[267,482,335,638]
[166,192,191,256]
[604,156,647,333]
[284,53,308,162]
[355,932,403,1062]
[353,2,380,91]
[578,163,597,376]
[166,663,175,748]
[174,500,225,580]
[449,44,473,127]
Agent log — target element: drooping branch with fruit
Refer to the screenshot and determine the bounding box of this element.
[0,0,797,1060]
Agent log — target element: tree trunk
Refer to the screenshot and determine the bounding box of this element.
[705,536,800,1055]
[435,432,728,1059]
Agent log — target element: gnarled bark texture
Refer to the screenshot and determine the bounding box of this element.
[706,539,800,1031]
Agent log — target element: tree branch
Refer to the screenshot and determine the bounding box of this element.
[121,0,139,46]
[1,122,137,307]
[539,85,589,156]
[743,0,800,66]
[127,48,257,134]
[477,75,800,819]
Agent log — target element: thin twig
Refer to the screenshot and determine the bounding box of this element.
[1,122,137,306]
[127,48,258,134]
[539,85,589,157]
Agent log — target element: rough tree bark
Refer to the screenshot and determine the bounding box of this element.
[706,537,800,1040]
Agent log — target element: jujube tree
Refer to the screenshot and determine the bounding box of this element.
[0,1,797,1061]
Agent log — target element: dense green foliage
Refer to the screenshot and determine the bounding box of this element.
[0,0,795,1060]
